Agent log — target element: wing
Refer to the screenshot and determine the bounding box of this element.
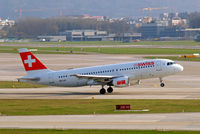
[71,74,119,83]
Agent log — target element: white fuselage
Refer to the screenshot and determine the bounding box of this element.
[24,59,183,87]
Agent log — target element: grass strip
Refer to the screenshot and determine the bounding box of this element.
[0,129,199,134]
[0,46,200,55]
[0,81,47,88]
[0,99,200,115]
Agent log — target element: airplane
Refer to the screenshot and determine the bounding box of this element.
[18,48,184,94]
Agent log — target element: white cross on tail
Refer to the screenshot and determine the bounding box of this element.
[24,55,36,67]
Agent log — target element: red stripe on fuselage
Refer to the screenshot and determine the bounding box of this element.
[138,61,154,67]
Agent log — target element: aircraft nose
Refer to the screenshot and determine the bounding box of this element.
[177,64,184,72]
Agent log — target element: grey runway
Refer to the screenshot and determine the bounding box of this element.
[1,87,200,99]
[0,113,200,130]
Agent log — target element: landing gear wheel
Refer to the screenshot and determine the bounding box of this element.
[100,88,106,94]
[160,83,165,87]
[107,87,113,93]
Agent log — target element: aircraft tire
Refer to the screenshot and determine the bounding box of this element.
[100,88,106,94]
[107,87,113,93]
[160,83,165,87]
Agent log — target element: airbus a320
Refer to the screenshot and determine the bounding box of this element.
[18,48,184,94]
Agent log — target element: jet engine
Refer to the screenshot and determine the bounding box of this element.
[112,76,129,87]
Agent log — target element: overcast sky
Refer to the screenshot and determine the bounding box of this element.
[1,0,200,19]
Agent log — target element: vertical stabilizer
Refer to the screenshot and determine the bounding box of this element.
[18,48,51,74]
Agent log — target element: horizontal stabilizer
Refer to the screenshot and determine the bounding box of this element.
[17,77,40,82]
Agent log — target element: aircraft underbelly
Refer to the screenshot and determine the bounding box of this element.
[59,78,88,87]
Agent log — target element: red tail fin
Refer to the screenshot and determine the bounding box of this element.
[18,48,47,71]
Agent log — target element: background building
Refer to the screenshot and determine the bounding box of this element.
[141,21,168,39]
[60,30,112,41]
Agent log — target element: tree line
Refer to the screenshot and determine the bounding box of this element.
[6,17,130,38]
[2,12,200,38]
[188,12,200,28]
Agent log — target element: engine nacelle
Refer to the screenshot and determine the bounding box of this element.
[112,76,129,87]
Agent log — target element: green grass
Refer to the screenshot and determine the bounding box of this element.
[144,56,200,62]
[0,81,47,88]
[1,46,200,55]
[0,129,199,134]
[0,99,200,115]
[0,40,199,45]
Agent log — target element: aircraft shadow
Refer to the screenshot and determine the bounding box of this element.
[0,92,99,96]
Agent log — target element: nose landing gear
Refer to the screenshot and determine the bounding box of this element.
[160,83,165,87]
[159,78,165,87]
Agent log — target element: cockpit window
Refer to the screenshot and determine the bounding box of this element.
[167,62,176,66]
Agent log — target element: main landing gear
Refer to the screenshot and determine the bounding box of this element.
[107,86,113,93]
[100,88,106,94]
[99,86,113,94]
[159,78,165,87]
